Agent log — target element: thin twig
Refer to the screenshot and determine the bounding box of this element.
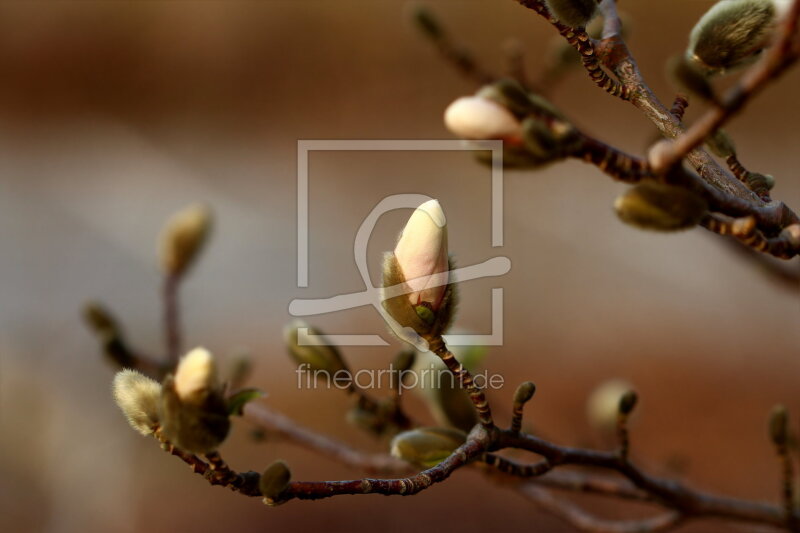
[163,274,181,365]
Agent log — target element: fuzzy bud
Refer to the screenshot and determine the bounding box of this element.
[444,96,523,142]
[158,203,212,277]
[159,348,229,454]
[411,349,480,432]
[112,369,162,436]
[667,55,717,103]
[260,460,292,504]
[381,200,457,344]
[545,0,598,28]
[587,379,633,433]
[83,303,119,336]
[390,427,467,467]
[283,320,349,378]
[781,224,800,249]
[687,0,782,74]
[614,182,708,232]
[513,381,537,406]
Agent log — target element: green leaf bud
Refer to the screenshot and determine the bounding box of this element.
[226,388,266,416]
[513,381,537,406]
[390,427,467,467]
[614,182,708,232]
[667,55,717,103]
[283,320,349,379]
[260,460,292,503]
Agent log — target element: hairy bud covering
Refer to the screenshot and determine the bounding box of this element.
[614,182,708,232]
[390,427,467,467]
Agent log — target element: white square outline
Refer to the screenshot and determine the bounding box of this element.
[296,139,505,346]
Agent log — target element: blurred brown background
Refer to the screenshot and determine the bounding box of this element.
[0,1,798,532]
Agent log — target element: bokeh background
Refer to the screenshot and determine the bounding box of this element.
[1,1,798,532]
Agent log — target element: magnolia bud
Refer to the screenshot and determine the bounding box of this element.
[705,129,737,158]
[614,182,708,232]
[687,0,782,74]
[84,303,119,336]
[521,116,580,161]
[283,320,349,378]
[477,80,563,120]
[513,381,537,406]
[444,96,523,142]
[545,0,598,28]
[381,200,456,342]
[390,427,467,467]
[260,460,292,503]
[587,379,634,433]
[112,369,162,436]
[158,203,212,277]
[618,390,638,416]
[411,350,479,432]
[175,347,218,406]
[781,224,800,249]
[159,348,229,453]
[667,55,717,102]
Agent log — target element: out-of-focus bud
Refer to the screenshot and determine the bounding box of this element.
[412,6,443,40]
[260,460,292,504]
[113,369,162,436]
[587,379,634,433]
[667,55,717,103]
[390,427,467,467]
[84,303,119,336]
[618,390,638,416]
[477,80,564,120]
[545,0,598,28]
[382,200,456,344]
[283,320,349,380]
[159,348,230,454]
[781,224,800,249]
[705,129,737,158]
[158,203,212,277]
[411,348,481,432]
[521,116,580,161]
[444,96,523,142]
[83,302,137,368]
[769,404,789,446]
[614,182,708,232]
[687,0,783,74]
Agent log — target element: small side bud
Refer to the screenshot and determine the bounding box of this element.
[770,404,789,447]
[780,224,800,249]
[614,182,708,232]
[83,303,119,336]
[587,379,633,433]
[706,129,737,158]
[158,203,212,277]
[687,0,779,74]
[284,320,348,378]
[545,0,598,28]
[667,55,717,103]
[513,381,537,406]
[260,460,292,504]
[112,369,162,436]
[412,351,478,432]
[412,6,443,39]
[390,427,467,467]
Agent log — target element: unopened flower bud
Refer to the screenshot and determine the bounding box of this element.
[158,203,212,277]
[159,348,229,453]
[687,0,784,74]
[705,129,737,158]
[283,320,349,378]
[381,200,456,343]
[667,55,717,103]
[175,347,218,405]
[614,182,708,232]
[513,381,537,406]
[587,379,634,433]
[113,369,162,436]
[769,404,789,446]
[390,427,467,467]
[781,224,800,249]
[412,349,480,432]
[618,390,638,416]
[444,96,523,142]
[83,303,119,336]
[545,0,598,28]
[521,116,580,161]
[260,460,292,504]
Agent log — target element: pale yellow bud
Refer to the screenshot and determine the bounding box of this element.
[390,427,466,467]
[158,203,212,277]
[444,96,523,141]
[112,369,162,436]
[174,347,218,405]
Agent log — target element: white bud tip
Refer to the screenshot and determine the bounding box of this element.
[444,96,522,140]
[175,347,217,403]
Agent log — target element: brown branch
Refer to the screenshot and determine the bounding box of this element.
[655,0,800,173]
[163,273,181,365]
[520,485,683,533]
